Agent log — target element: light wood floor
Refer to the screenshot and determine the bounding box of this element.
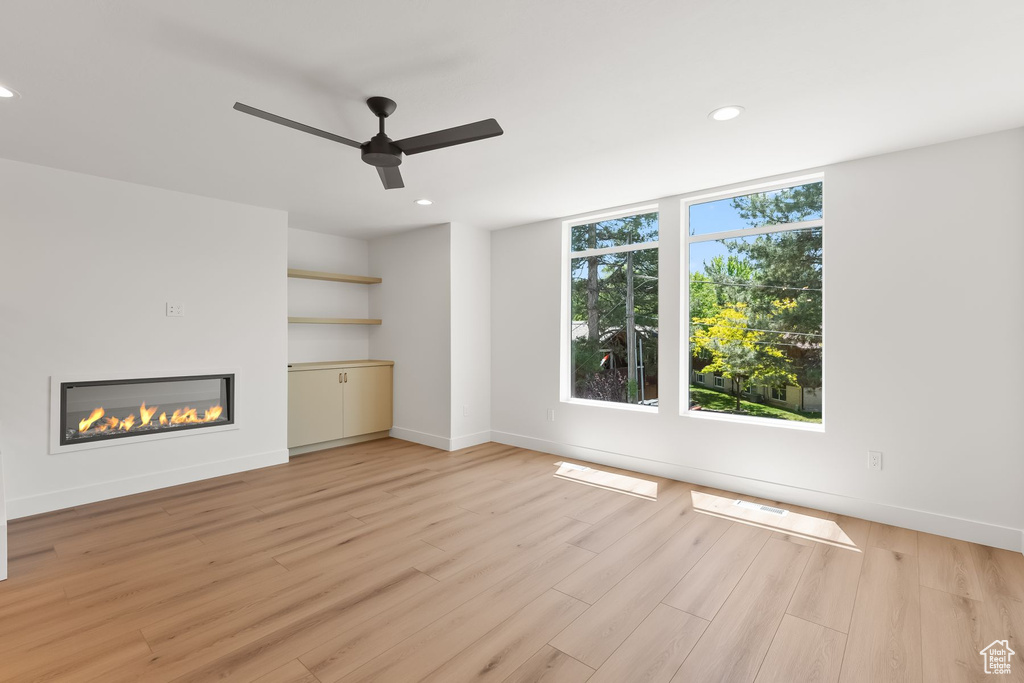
[2,439,1022,682]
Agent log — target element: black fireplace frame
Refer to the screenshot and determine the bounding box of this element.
[59,373,235,446]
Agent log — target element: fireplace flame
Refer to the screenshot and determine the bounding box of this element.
[79,407,105,432]
[140,402,158,426]
[74,402,224,437]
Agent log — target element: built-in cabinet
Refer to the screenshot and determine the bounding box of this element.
[287,360,393,450]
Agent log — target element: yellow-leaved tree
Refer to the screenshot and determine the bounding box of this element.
[691,301,797,412]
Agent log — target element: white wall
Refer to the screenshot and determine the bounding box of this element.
[368,224,452,448]
[288,228,372,363]
[0,434,6,580]
[0,159,289,518]
[449,223,492,449]
[491,128,1024,551]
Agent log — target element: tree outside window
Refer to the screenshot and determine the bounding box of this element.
[569,211,658,406]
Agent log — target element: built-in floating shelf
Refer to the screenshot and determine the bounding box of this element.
[288,317,382,325]
[287,268,382,285]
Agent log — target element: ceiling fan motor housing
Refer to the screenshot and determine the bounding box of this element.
[361,135,402,167]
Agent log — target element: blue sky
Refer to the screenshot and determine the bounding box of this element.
[688,196,757,236]
[688,196,759,275]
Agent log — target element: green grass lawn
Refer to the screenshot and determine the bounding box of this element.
[689,385,822,423]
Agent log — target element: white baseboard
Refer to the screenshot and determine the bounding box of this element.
[388,428,493,453]
[288,431,389,457]
[6,449,289,519]
[491,430,1024,553]
[389,427,452,451]
[449,431,493,452]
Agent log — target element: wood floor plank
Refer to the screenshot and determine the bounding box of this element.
[555,492,698,604]
[868,521,919,555]
[838,547,922,683]
[919,532,983,600]
[0,587,67,625]
[336,543,595,683]
[560,485,635,524]
[972,543,1024,602]
[505,645,595,683]
[271,500,472,569]
[126,569,439,683]
[663,522,771,620]
[588,603,707,683]
[754,614,846,683]
[420,589,588,683]
[788,543,865,633]
[300,516,591,682]
[0,554,290,662]
[414,511,591,581]
[140,540,442,657]
[920,586,991,683]
[671,538,812,683]
[550,512,730,669]
[253,659,320,683]
[972,543,1024,681]
[0,629,153,683]
[978,597,1024,682]
[566,482,688,553]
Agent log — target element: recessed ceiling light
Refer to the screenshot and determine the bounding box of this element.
[709,105,744,121]
[414,199,433,206]
[0,84,18,98]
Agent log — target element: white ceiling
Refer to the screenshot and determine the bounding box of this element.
[2,1,1023,238]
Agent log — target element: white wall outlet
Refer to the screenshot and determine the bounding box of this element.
[868,451,882,471]
[546,408,555,422]
[165,302,184,317]
[462,405,469,417]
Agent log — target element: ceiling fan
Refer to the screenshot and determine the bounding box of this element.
[233,97,503,190]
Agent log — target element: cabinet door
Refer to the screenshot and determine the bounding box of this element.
[342,366,393,437]
[287,369,345,448]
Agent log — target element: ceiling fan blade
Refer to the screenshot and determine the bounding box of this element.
[394,119,503,155]
[377,165,405,190]
[233,102,362,149]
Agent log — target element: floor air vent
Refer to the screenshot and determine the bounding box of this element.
[734,500,788,516]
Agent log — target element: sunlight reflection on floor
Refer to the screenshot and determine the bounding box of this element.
[691,490,860,551]
[553,461,659,500]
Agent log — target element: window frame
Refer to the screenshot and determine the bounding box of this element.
[681,175,824,430]
[560,204,661,411]
[713,375,725,389]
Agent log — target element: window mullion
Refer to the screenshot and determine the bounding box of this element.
[687,219,823,244]
[570,242,659,259]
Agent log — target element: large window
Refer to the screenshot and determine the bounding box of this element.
[568,210,659,406]
[686,180,823,424]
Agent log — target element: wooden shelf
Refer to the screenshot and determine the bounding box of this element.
[288,269,382,285]
[288,359,394,371]
[288,317,382,325]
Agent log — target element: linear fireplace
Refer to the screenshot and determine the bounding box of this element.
[58,373,234,447]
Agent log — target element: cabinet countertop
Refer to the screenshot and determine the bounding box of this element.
[288,359,394,371]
